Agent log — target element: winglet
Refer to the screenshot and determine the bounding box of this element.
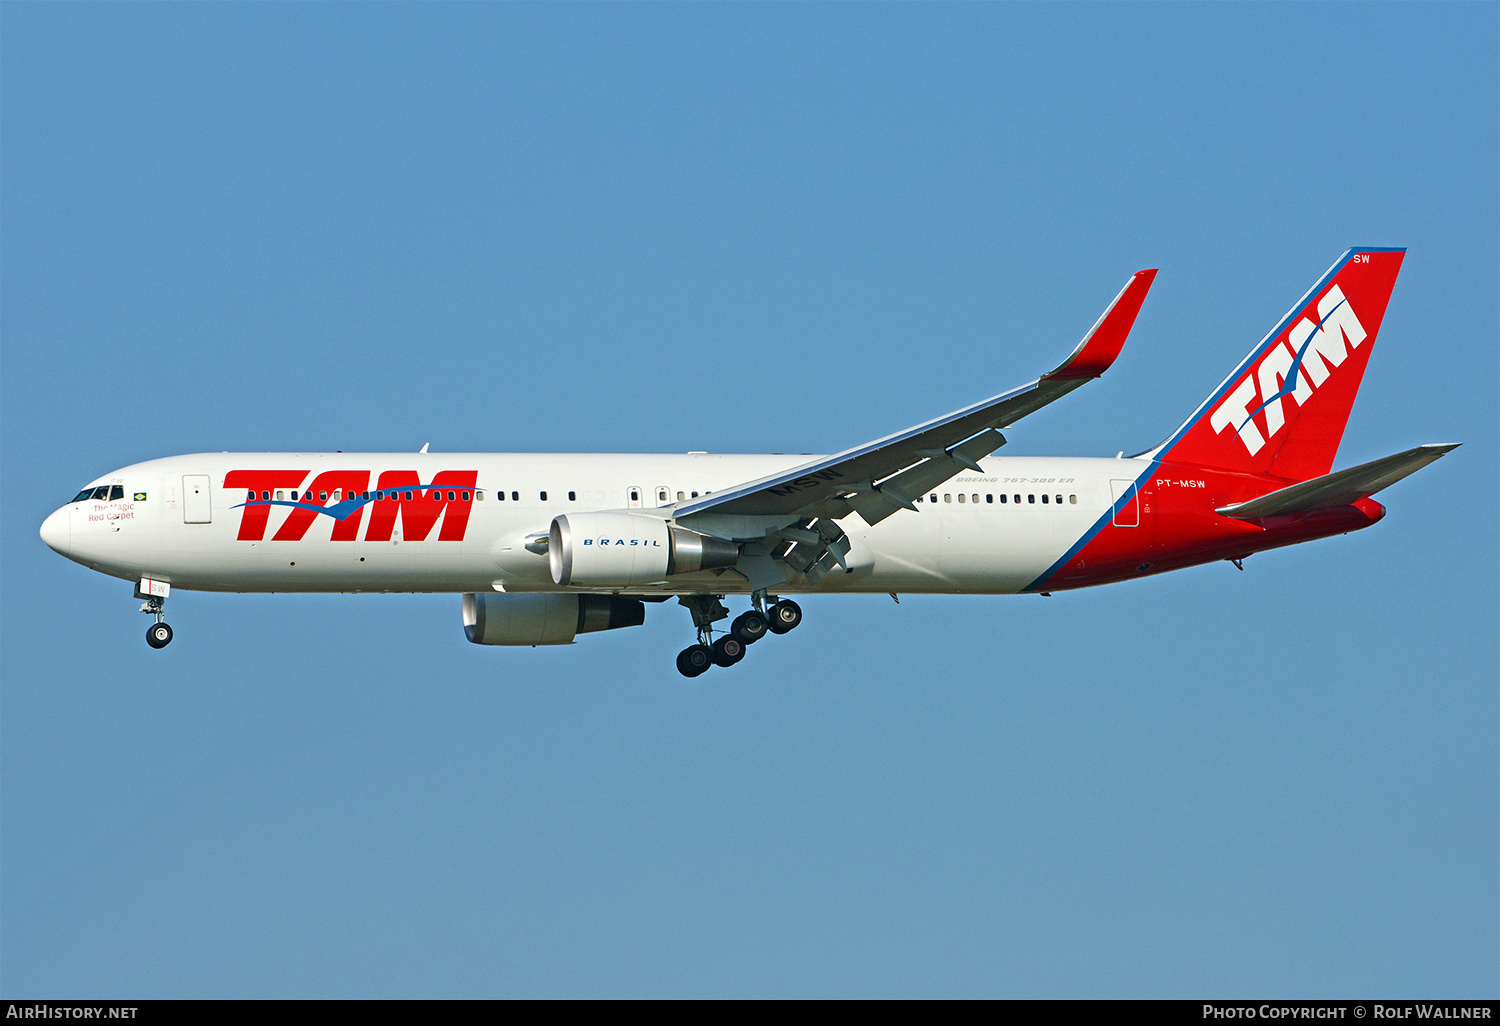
[1041,268,1158,381]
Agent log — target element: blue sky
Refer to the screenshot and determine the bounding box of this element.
[3,3,1495,998]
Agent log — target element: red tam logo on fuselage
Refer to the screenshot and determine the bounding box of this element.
[223,470,479,542]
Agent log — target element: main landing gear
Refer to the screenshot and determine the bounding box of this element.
[674,593,802,678]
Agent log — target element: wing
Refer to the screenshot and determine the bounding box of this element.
[674,268,1158,528]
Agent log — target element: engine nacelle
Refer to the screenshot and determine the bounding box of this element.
[549,512,740,587]
[462,592,645,646]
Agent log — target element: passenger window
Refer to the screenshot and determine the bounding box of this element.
[691,491,699,498]
[972,494,979,504]
[276,491,285,501]
[630,490,639,502]
[1028,494,1035,503]
[958,494,966,503]
[448,491,457,501]
[1014,494,1021,503]
[511,491,519,501]
[1042,494,1049,503]
[568,491,576,501]
[1056,495,1063,504]
[999,494,1007,503]
[1070,494,1077,504]
[540,491,547,501]
[462,492,470,501]
[658,489,668,504]
[930,494,938,502]
[361,492,370,500]
[262,491,270,501]
[986,494,993,503]
[476,491,484,500]
[944,494,952,503]
[677,491,686,501]
[319,491,328,501]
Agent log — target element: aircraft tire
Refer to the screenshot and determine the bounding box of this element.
[731,611,768,645]
[711,636,745,667]
[767,600,802,634]
[146,622,174,649]
[677,644,713,678]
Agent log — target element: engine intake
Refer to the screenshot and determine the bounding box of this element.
[548,512,740,587]
[462,592,645,646]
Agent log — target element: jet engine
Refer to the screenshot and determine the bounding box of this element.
[548,512,740,588]
[462,592,645,646]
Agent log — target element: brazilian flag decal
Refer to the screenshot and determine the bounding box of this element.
[134,493,147,501]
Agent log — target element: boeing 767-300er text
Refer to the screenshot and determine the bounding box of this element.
[41,248,1456,676]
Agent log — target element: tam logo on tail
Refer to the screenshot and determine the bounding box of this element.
[1154,248,1404,482]
[1208,284,1368,456]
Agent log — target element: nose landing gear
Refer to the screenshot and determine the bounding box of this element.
[137,578,173,649]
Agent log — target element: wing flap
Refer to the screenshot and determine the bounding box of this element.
[848,429,1009,526]
[1216,443,1458,519]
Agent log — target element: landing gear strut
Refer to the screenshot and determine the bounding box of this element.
[674,592,801,677]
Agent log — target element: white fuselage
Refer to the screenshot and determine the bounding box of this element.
[42,452,1148,597]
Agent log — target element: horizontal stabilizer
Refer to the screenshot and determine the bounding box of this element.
[1216,443,1459,519]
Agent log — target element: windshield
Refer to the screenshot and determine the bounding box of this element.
[71,485,123,503]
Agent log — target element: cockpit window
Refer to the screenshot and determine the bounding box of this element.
[72,485,126,502]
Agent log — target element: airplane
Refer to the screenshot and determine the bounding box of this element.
[40,248,1456,677]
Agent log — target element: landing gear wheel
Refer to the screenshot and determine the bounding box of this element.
[146,622,174,649]
[676,644,713,678]
[711,636,745,667]
[767,600,802,634]
[731,610,768,645]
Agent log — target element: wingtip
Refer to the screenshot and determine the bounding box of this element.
[1042,267,1158,381]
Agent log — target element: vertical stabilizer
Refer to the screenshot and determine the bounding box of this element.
[1148,249,1405,481]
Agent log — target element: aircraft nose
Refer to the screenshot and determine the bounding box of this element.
[40,507,71,556]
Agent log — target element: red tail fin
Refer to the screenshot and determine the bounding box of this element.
[1149,249,1405,481]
